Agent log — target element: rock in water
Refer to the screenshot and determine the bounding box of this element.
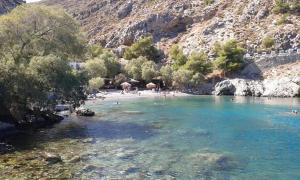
[213,77,300,97]
[42,152,62,165]
[214,80,236,96]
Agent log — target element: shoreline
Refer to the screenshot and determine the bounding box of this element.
[85,90,191,102]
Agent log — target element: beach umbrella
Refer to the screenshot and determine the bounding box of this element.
[146,82,156,89]
[121,82,131,89]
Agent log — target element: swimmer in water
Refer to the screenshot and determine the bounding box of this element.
[292,110,298,114]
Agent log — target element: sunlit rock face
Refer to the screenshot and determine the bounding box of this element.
[0,0,24,15]
[41,0,300,56]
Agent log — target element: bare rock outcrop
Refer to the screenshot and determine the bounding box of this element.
[214,78,300,97]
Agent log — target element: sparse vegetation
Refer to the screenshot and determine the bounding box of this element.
[273,0,300,15]
[276,14,291,25]
[204,0,214,6]
[262,36,275,49]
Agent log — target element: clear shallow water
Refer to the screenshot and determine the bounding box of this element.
[1,96,300,179]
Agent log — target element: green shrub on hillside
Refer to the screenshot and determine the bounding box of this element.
[273,0,300,15]
[184,52,212,75]
[262,36,275,49]
[273,0,291,14]
[169,44,188,70]
[85,58,107,78]
[172,68,193,89]
[204,0,214,6]
[160,65,173,87]
[124,56,148,80]
[213,40,245,74]
[89,77,104,91]
[124,36,160,62]
[141,61,158,82]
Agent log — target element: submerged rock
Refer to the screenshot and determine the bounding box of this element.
[82,138,95,143]
[68,155,81,163]
[42,152,62,165]
[184,151,239,172]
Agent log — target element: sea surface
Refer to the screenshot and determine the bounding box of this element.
[1,96,300,179]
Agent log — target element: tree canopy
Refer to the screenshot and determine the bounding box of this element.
[0,5,87,124]
[124,37,160,62]
[213,40,245,74]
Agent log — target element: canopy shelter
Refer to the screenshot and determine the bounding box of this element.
[121,82,131,90]
[146,82,157,89]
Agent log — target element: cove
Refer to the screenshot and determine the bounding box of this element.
[0,96,300,179]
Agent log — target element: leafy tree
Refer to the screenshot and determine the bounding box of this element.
[262,36,275,49]
[169,45,188,70]
[191,73,205,87]
[172,68,193,89]
[124,36,160,62]
[0,5,87,124]
[213,40,245,74]
[85,58,107,78]
[88,77,104,91]
[0,4,86,63]
[185,52,212,75]
[89,45,104,58]
[114,73,128,86]
[141,61,158,82]
[160,65,173,87]
[98,51,121,78]
[124,56,148,80]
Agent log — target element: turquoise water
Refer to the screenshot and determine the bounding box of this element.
[1,96,300,179]
[83,96,300,179]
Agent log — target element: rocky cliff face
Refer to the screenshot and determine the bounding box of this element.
[0,0,24,14]
[41,0,300,97]
[43,0,300,55]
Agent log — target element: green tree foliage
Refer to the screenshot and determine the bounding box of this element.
[273,0,291,14]
[273,0,300,14]
[89,45,104,58]
[169,45,188,70]
[172,68,193,89]
[141,61,158,82]
[191,73,205,87]
[262,36,275,49]
[86,45,120,78]
[213,40,245,74]
[114,73,128,86]
[98,51,121,78]
[124,56,148,80]
[204,0,214,6]
[85,58,107,78]
[184,52,212,75]
[88,77,104,91]
[0,5,87,123]
[124,37,160,62]
[160,65,173,87]
[0,4,86,62]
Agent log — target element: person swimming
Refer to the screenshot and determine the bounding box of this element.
[292,110,298,114]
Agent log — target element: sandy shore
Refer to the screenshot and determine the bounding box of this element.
[86,90,191,102]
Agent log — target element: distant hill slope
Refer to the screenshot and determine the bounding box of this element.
[43,0,299,55]
[0,0,24,14]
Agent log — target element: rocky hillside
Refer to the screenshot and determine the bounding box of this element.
[43,0,299,55]
[0,0,24,14]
